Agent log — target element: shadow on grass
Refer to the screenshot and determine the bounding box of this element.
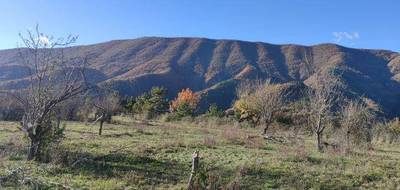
[57,150,188,186]
[102,132,135,138]
[67,129,97,135]
[375,148,400,155]
[0,141,27,161]
[239,164,365,189]
[239,167,287,189]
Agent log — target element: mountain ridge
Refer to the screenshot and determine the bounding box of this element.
[0,37,399,116]
[87,36,399,53]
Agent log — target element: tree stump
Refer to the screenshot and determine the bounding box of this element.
[187,151,199,190]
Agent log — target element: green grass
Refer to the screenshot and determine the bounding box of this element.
[1,118,400,189]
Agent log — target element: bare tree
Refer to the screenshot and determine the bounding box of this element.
[235,80,285,136]
[254,81,286,137]
[92,92,121,135]
[341,99,374,151]
[307,67,343,152]
[0,25,91,161]
[236,79,261,99]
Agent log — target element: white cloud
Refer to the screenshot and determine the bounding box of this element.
[332,32,360,43]
[38,35,50,46]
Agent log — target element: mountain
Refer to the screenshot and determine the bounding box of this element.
[0,37,399,116]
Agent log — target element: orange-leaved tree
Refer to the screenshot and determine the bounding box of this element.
[170,88,200,117]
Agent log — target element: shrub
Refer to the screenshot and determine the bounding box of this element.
[375,118,400,143]
[126,87,169,119]
[340,99,375,149]
[32,117,66,163]
[233,98,259,126]
[190,162,223,189]
[206,104,224,118]
[387,118,400,143]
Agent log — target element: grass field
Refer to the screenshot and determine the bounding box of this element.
[1,117,400,189]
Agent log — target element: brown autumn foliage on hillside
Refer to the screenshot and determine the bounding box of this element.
[0,37,399,116]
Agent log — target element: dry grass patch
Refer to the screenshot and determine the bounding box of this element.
[203,136,217,148]
[220,126,246,145]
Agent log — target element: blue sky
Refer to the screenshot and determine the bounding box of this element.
[0,0,398,51]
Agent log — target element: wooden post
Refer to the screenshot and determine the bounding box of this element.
[187,151,199,190]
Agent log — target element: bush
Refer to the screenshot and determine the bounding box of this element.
[125,87,169,119]
[340,99,375,149]
[233,98,259,126]
[33,117,65,163]
[375,118,400,143]
[174,102,193,118]
[206,104,224,118]
[387,118,400,142]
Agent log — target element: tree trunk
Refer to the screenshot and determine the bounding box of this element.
[316,132,323,152]
[22,120,42,161]
[99,120,104,136]
[346,130,351,152]
[27,139,39,161]
[56,115,61,129]
[263,122,270,136]
[366,125,373,149]
[315,114,323,152]
[55,110,62,129]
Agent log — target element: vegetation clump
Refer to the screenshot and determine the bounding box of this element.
[234,80,286,136]
[125,87,169,119]
[206,104,224,118]
[374,117,400,143]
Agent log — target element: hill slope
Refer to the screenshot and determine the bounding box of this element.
[2,119,400,189]
[0,37,399,116]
